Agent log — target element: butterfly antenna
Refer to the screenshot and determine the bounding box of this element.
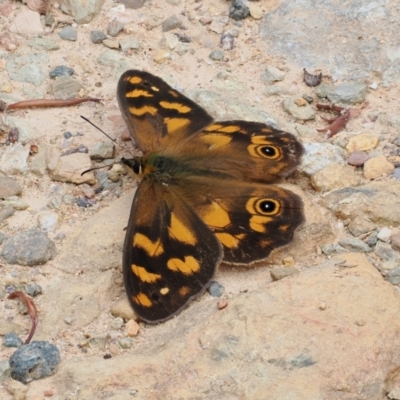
[80,115,118,144]
[81,161,122,176]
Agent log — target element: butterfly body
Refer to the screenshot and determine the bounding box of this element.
[118,70,304,323]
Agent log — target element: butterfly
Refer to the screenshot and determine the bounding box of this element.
[117,70,304,324]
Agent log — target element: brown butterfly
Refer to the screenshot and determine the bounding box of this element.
[117,70,304,323]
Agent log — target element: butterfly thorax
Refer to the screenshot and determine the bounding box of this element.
[123,154,196,185]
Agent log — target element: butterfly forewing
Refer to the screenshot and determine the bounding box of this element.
[117,70,214,153]
[123,177,223,323]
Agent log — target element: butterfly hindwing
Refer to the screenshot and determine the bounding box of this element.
[123,177,223,323]
[170,176,304,264]
[117,70,214,153]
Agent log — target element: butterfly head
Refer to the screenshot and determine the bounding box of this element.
[121,157,143,176]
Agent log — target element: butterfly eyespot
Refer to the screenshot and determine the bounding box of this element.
[261,146,277,157]
[246,197,281,216]
[247,144,281,159]
[259,199,278,214]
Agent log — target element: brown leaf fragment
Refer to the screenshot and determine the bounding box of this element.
[317,110,351,138]
[4,98,101,112]
[8,291,39,344]
[303,68,322,87]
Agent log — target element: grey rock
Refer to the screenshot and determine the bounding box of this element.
[118,337,133,349]
[393,135,400,147]
[27,37,60,51]
[25,283,42,297]
[348,217,375,237]
[44,13,55,26]
[208,281,225,297]
[261,65,286,83]
[270,267,299,281]
[298,143,344,176]
[0,359,10,383]
[111,317,124,330]
[6,53,48,86]
[282,97,315,120]
[3,332,23,348]
[393,168,400,180]
[365,231,379,247]
[120,38,141,52]
[162,16,184,32]
[51,76,83,99]
[117,0,146,9]
[315,83,333,99]
[2,228,56,266]
[229,0,250,20]
[58,26,77,41]
[9,341,61,384]
[327,82,368,105]
[91,30,107,44]
[108,18,124,37]
[59,0,104,24]
[49,65,74,78]
[0,177,22,198]
[375,245,398,262]
[386,267,400,285]
[0,206,14,223]
[0,232,6,245]
[338,238,372,253]
[209,49,224,61]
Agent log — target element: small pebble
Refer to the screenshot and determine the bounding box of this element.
[338,237,372,253]
[391,233,400,251]
[282,256,295,267]
[347,151,369,167]
[208,281,225,297]
[91,30,107,44]
[386,267,400,285]
[270,267,299,281]
[162,15,184,32]
[49,66,74,79]
[24,283,42,297]
[217,300,228,310]
[107,18,124,37]
[58,26,77,41]
[3,332,23,348]
[364,231,379,247]
[209,49,224,61]
[124,319,140,337]
[229,0,250,21]
[118,337,133,349]
[377,227,392,243]
[111,317,124,330]
[111,298,138,321]
[64,317,72,325]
